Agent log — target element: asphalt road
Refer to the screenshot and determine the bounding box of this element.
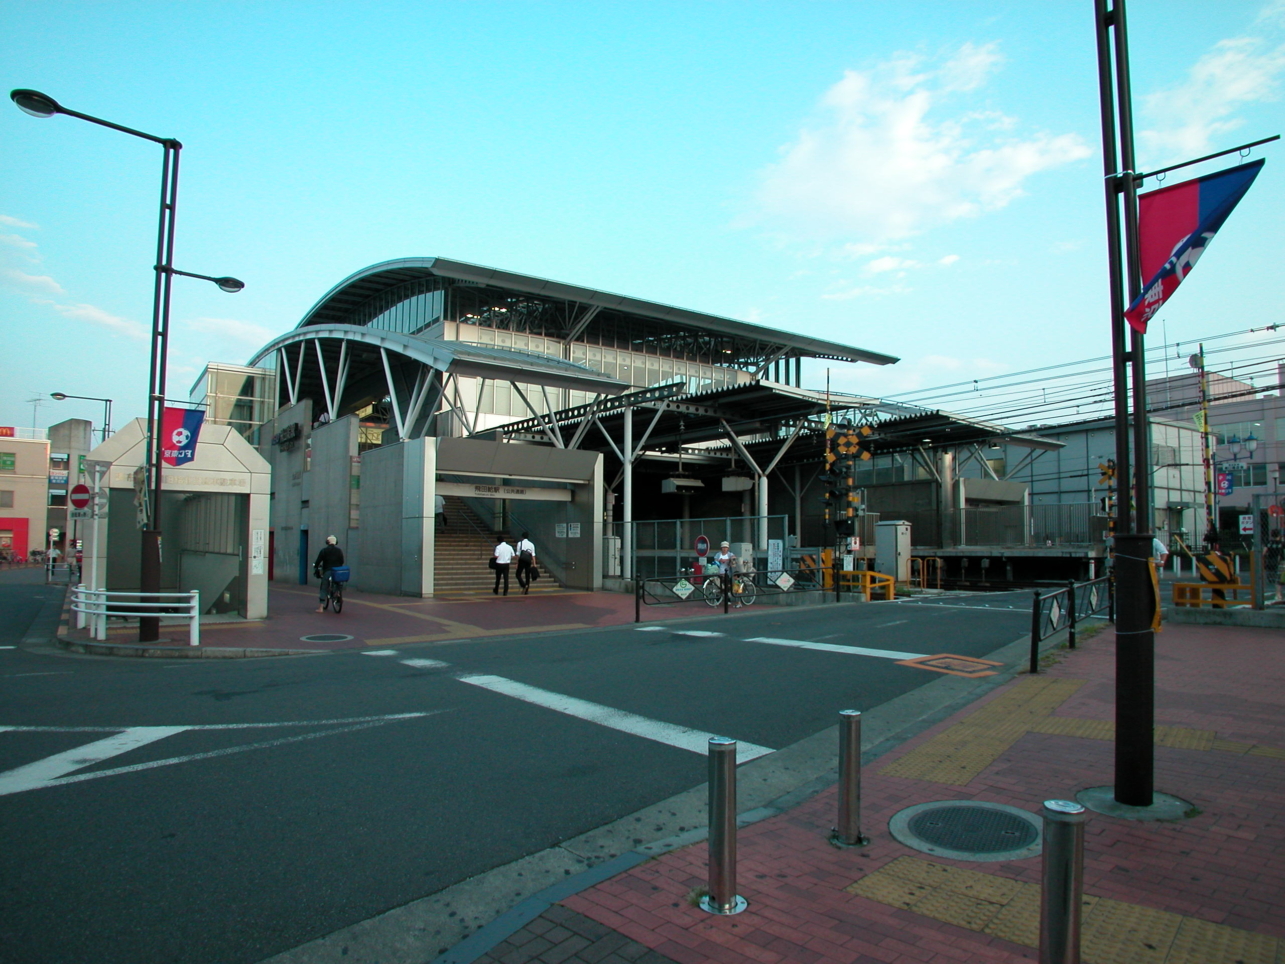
[0,571,1035,964]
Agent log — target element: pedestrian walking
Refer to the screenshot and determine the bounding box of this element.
[493,537,515,595]
[435,492,447,531]
[313,535,345,612]
[515,532,536,595]
[1265,529,1284,604]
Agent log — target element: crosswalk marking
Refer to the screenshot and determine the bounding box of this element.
[456,674,773,763]
[401,658,450,669]
[671,630,724,638]
[363,650,400,656]
[744,637,925,660]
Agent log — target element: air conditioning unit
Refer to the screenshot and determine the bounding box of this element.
[661,477,705,493]
[721,476,754,492]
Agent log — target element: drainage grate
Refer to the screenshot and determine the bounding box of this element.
[299,634,353,643]
[889,801,1044,862]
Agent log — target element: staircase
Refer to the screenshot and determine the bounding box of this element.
[433,496,562,596]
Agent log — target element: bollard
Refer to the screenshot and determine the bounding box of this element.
[832,710,869,846]
[723,568,730,615]
[635,576,641,623]
[1067,581,1077,650]
[1029,590,1042,674]
[700,738,747,915]
[1040,799,1090,964]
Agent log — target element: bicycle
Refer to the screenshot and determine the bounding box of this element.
[703,569,757,608]
[320,565,350,613]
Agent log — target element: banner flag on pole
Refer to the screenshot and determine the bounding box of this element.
[1125,158,1264,333]
[160,407,206,466]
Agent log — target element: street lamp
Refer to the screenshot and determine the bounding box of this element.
[50,393,113,445]
[12,88,243,642]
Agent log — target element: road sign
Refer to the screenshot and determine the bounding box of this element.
[69,509,91,521]
[70,484,92,509]
[1239,514,1254,535]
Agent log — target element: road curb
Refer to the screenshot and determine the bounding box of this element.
[55,637,328,659]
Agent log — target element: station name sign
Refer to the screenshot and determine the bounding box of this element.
[436,481,572,503]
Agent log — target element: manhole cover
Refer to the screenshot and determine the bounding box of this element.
[300,634,354,643]
[889,801,1043,862]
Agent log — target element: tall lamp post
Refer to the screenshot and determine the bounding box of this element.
[50,392,113,445]
[12,88,243,642]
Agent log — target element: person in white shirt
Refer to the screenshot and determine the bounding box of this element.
[493,538,516,595]
[712,541,736,574]
[515,532,537,595]
[1151,536,1170,571]
[434,493,447,531]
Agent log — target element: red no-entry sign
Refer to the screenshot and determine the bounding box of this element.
[70,484,92,509]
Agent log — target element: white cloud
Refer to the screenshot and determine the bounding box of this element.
[0,233,37,250]
[0,267,64,296]
[938,254,960,266]
[865,256,922,274]
[48,302,147,339]
[1140,31,1285,163]
[821,282,911,301]
[750,44,1091,246]
[0,215,36,229]
[184,316,276,347]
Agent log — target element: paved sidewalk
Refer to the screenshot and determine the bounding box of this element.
[57,582,744,654]
[448,621,1285,964]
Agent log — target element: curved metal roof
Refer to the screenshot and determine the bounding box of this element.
[248,325,628,395]
[295,257,899,367]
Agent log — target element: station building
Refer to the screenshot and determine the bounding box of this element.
[227,257,1095,596]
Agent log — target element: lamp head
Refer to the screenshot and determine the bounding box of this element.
[215,276,244,293]
[11,89,61,118]
[50,392,68,401]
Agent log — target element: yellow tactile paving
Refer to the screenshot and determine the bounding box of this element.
[1154,726,1217,751]
[1080,899,1182,963]
[1167,916,1280,964]
[846,858,1281,964]
[879,677,1085,785]
[879,672,1283,787]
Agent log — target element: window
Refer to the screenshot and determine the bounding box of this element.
[1214,420,1264,445]
[0,491,11,508]
[1230,463,1268,487]
[48,489,67,507]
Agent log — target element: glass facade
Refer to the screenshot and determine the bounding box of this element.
[191,364,278,445]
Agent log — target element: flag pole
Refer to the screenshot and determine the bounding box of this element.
[1094,0,1155,808]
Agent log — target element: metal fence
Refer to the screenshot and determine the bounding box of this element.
[1028,576,1113,673]
[635,565,831,620]
[952,503,1107,548]
[621,515,791,581]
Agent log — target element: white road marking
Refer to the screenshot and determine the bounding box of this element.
[634,626,666,632]
[0,714,430,733]
[456,675,773,763]
[744,637,924,660]
[889,601,1026,612]
[0,646,16,649]
[5,672,73,678]
[401,659,450,669]
[363,650,400,656]
[0,726,188,796]
[876,620,907,628]
[671,630,724,638]
[0,713,438,796]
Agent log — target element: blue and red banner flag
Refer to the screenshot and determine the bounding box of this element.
[161,407,205,466]
[1125,159,1264,333]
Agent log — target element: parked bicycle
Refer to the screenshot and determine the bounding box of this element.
[703,569,757,608]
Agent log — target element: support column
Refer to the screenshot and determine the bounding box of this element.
[623,406,633,581]
[757,475,768,550]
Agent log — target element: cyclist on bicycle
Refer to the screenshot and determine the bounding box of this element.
[314,535,345,613]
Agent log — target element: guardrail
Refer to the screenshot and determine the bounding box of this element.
[70,586,202,645]
[1029,576,1112,673]
[635,566,829,621]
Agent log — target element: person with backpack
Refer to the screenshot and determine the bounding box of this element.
[515,532,537,595]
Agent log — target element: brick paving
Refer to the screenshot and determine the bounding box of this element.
[451,622,1285,964]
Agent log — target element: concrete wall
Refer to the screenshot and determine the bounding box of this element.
[262,399,312,584]
[354,441,406,595]
[308,416,359,562]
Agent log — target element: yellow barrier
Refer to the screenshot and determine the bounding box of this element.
[838,569,895,601]
[1172,582,1252,608]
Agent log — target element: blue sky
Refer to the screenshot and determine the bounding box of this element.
[3,0,1282,434]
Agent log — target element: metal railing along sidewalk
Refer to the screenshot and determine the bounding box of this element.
[71,586,202,645]
[1028,576,1112,673]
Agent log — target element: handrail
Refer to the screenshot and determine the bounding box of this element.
[70,586,201,645]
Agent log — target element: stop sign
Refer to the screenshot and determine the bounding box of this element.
[70,484,92,509]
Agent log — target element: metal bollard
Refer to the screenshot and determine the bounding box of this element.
[1040,799,1090,964]
[700,738,747,915]
[832,710,869,847]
